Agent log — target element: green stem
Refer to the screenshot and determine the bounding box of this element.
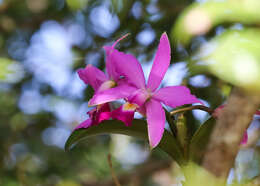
[170,105,214,116]
[164,108,177,136]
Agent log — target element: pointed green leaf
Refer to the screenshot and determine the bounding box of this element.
[65,119,185,165]
[189,117,216,163]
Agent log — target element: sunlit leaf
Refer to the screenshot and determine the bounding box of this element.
[182,162,225,186]
[56,180,81,186]
[66,0,88,11]
[189,117,216,163]
[198,29,260,92]
[172,0,260,44]
[65,119,185,165]
[0,57,13,80]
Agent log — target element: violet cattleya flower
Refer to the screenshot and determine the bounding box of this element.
[74,103,111,130]
[89,33,201,148]
[75,35,137,130]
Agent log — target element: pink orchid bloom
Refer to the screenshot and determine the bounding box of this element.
[78,35,137,103]
[74,103,111,130]
[90,33,201,148]
[88,35,145,106]
[74,35,137,130]
[111,102,138,126]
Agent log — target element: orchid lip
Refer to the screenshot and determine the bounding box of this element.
[122,102,139,111]
[98,80,117,91]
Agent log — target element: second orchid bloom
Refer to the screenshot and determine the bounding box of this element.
[76,33,201,148]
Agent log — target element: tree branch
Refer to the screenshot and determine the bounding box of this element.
[202,88,260,178]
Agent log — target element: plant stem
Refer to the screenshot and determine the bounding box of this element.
[107,154,121,186]
[170,105,214,116]
[202,88,260,178]
[164,108,177,136]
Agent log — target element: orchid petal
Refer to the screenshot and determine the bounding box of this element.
[96,103,111,123]
[212,105,225,118]
[74,119,92,130]
[146,99,165,148]
[104,47,146,88]
[104,34,131,80]
[89,84,137,106]
[78,65,108,91]
[98,112,111,123]
[111,103,136,126]
[137,104,146,116]
[240,131,248,145]
[147,33,171,91]
[87,104,111,125]
[256,110,260,115]
[104,46,119,81]
[128,89,150,107]
[153,86,201,108]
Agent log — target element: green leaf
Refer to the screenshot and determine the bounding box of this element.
[189,117,216,163]
[199,29,260,92]
[172,0,260,44]
[182,162,225,186]
[0,58,13,80]
[66,0,88,11]
[65,119,185,165]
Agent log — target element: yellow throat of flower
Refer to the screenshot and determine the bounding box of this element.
[99,80,116,91]
[123,102,139,111]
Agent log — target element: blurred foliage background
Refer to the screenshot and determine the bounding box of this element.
[0,0,260,185]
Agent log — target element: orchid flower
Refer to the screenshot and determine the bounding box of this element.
[90,33,201,148]
[74,103,111,130]
[74,35,137,130]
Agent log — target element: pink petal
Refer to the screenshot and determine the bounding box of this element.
[87,104,111,125]
[104,47,146,89]
[256,110,260,116]
[98,112,111,123]
[147,33,171,91]
[146,99,166,148]
[128,89,150,107]
[111,103,136,126]
[212,105,225,118]
[88,84,137,106]
[77,65,108,91]
[104,46,120,81]
[74,119,92,130]
[153,86,201,108]
[98,103,111,113]
[137,104,146,116]
[240,131,248,145]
